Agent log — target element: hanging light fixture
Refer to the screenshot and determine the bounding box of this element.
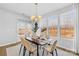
[35,3,38,22]
[31,3,42,22]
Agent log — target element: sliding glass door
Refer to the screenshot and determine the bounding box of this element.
[59,8,76,51]
[38,4,77,52]
[47,5,77,52]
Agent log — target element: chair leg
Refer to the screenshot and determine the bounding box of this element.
[29,52,31,56]
[19,44,22,55]
[31,52,35,56]
[42,49,44,56]
[23,47,26,56]
[52,51,54,56]
[55,49,58,56]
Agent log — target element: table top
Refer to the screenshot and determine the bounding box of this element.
[25,37,48,45]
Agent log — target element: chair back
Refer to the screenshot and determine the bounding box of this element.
[51,40,57,52]
[20,37,32,52]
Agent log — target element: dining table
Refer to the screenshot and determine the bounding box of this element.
[19,36,48,56]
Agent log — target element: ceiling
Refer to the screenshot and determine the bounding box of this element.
[0,3,72,17]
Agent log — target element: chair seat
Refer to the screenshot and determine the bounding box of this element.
[44,46,52,53]
[30,48,37,53]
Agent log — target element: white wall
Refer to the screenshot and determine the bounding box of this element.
[0,8,31,55]
[0,9,18,45]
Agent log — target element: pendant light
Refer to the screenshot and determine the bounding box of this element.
[31,3,42,22]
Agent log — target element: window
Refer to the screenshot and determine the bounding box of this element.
[60,9,76,39]
[48,16,58,39]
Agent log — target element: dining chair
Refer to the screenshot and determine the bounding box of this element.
[18,35,26,56]
[42,40,58,56]
[20,37,37,56]
[39,31,48,49]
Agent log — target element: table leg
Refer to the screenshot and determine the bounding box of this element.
[37,45,39,56]
[55,49,58,56]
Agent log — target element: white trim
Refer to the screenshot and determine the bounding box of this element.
[57,14,61,45]
[76,3,79,53]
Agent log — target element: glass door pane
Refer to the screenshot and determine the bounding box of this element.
[60,9,76,39]
[48,15,58,40]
